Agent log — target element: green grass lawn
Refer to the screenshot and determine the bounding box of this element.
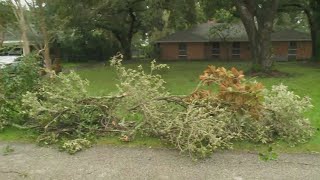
[1,60,320,153]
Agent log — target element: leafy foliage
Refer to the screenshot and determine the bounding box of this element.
[20,66,139,148]
[0,54,42,127]
[198,66,265,118]
[259,146,278,161]
[262,84,314,143]
[60,138,92,154]
[111,59,313,158]
[21,71,128,145]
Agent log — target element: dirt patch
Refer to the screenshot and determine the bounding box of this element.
[246,70,291,78]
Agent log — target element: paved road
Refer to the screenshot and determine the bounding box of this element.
[0,143,319,180]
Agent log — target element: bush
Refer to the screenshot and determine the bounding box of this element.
[0,54,42,127]
[262,84,314,143]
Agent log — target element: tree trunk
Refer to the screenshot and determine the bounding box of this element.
[234,0,279,72]
[115,34,132,60]
[257,28,273,70]
[315,30,320,61]
[19,6,30,56]
[11,0,30,56]
[0,30,4,48]
[39,3,52,70]
[309,0,320,61]
[309,24,320,61]
[122,44,132,60]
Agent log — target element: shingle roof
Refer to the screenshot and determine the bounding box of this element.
[156,22,311,43]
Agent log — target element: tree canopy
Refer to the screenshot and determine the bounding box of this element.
[0,0,319,67]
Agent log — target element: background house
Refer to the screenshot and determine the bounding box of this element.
[156,22,312,61]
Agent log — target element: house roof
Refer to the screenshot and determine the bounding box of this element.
[156,22,311,43]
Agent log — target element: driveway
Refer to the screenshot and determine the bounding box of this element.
[0,143,319,180]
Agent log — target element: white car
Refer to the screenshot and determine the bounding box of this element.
[0,56,22,69]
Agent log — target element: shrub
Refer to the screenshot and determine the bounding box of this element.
[0,54,42,126]
[262,84,314,143]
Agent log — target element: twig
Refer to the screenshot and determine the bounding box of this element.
[78,94,127,103]
[44,109,70,132]
[11,123,38,130]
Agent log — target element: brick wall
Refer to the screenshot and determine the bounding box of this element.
[297,41,312,60]
[272,41,312,60]
[204,42,251,60]
[159,41,312,60]
[273,42,289,61]
[159,42,205,60]
[187,43,205,60]
[159,43,179,60]
[240,42,251,60]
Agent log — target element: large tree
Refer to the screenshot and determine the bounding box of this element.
[234,0,280,72]
[280,0,320,61]
[56,0,160,60]
[200,0,280,72]
[56,0,200,60]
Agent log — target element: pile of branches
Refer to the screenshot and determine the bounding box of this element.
[18,55,314,157]
[21,71,134,149]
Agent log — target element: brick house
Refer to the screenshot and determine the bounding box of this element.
[156,22,312,61]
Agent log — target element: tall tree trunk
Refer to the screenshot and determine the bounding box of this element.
[11,0,30,55]
[309,21,319,61]
[0,30,4,48]
[121,39,132,61]
[123,44,132,60]
[234,0,279,72]
[38,0,52,69]
[309,0,320,61]
[315,30,320,61]
[18,3,30,56]
[305,11,320,62]
[42,31,51,69]
[115,34,132,60]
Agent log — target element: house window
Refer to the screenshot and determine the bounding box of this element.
[211,42,220,58]
[232,42,241,59]
[288,41,297,60]
[178,43,187,59]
